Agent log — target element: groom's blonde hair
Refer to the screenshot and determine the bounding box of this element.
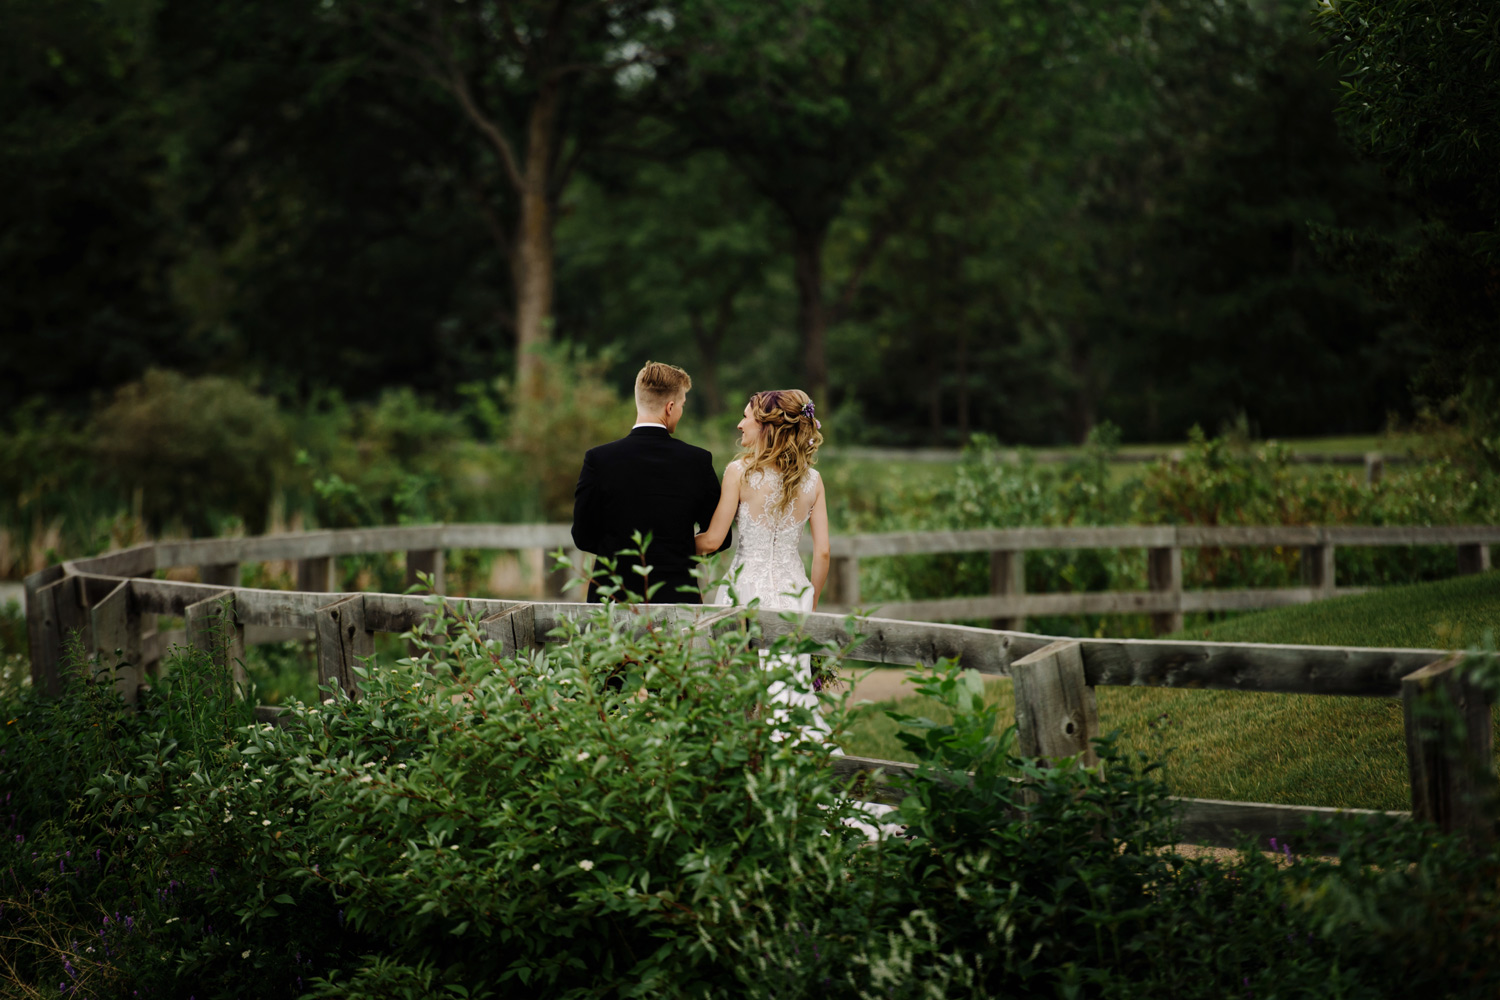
[635,361,692,411]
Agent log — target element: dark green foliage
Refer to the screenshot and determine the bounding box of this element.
[5,594,1500,997]
[1313,0,1500,465]
[849,428,1500,637]
[89,370,291,536]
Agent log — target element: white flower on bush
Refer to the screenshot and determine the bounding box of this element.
[575,751,590,762]
[262,820,271,827]
[578,859,594,872]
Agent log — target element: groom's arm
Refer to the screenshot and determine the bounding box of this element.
[698,452,731,553]
[571,453,602,554]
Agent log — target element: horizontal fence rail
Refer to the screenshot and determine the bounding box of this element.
[17,522,1496,638]
[827,446,1416,478]
[23,522,1498,848]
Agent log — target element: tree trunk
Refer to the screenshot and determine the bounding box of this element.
[512,84,560,395]
[957,328,971,444]
[792,227,830,404]
[689,308,725,417]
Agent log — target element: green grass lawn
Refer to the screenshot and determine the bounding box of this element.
[841,571,1500,811]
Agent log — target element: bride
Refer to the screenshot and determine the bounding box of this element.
[694,389,831,739]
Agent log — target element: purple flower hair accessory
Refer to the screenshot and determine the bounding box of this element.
[801,401,820,429]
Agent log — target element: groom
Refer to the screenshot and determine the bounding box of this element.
[571,361,729,603]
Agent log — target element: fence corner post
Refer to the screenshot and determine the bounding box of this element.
[1402,653,1496,840]
[1012,639,1099,766]
[185,590,247,691]
[315,594,374,698]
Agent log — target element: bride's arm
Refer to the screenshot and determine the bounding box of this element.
[695,461,743,555]
[808,478,831,609]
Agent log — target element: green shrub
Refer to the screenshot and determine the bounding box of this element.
[6,580,1500,998]
[89,369,292,536]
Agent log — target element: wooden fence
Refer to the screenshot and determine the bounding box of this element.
[831,446,1410,482]
[22,521,1497,849]
[821,522,1496,633]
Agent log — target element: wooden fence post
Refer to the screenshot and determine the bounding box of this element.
[541,548,584,600]
[1402,653,1496,839]
[990,549,1026,631]
[1364,451,1384,485]
[184,591,247,691]
[315,594,373,697]
[824,555,860,609]
[296,556,337,592]
[89,580,143,704]
[1456,544,1491,576]
[405,549,445,595]
[24,567,65,696]
[478,603,536,658]
[1300,542,1336,597]
[1147,546,1183,635]
[199,562,240,588]
[1012,639,1100,766]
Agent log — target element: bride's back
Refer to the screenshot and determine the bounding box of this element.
[734,459,819,530]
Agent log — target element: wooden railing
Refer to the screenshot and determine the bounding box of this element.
[22,522,1497,849]
[821,523,1498,632]
[830,446,1411,482]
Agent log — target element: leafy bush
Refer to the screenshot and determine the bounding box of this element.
[89,369,292,536]
[851,425,1500,636]
[5,583,1500,998]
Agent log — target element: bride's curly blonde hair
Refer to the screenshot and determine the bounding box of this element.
[741,389,824,516]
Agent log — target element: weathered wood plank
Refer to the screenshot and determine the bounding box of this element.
[1174,797,1407,850]
[1300,543,1336,596]
[66,544,158,578]
[184,591,246,689]
[24,566,66,695]
[440,523,574,550]
[89,580,142,704]
[405,549,445,595]
[1082,637,1444,697]
[837,526,1179,558]
[199,562,240,587]
[296,556,336,593]
[244,625,316,645]
[988,549,1025,631]
[1402,653,1496,838]
[141,629,186,666]
[1147,547,1183,635]
[1013,641,1100,765]
[54,574,91,666]
[755,610,1015,676]
[824,555,861,607]
[315,595,373,696]
[477,604,536,657]
[872,591,1180,622]
[828,754,920,807]
[361,592,515,635]
[1457,543,1491,575]
[1177,525,1324,547]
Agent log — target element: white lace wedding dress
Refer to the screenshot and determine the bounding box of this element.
[711,461,826,739]
[712,460,899,837]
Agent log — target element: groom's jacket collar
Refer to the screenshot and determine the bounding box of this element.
[628,423,670,436]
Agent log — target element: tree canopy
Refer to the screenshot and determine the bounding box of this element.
[1,0,1482,446]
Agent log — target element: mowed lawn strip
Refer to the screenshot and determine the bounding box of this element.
[840,570,1500,811]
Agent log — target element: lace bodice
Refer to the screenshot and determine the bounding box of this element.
[713,461,820,610]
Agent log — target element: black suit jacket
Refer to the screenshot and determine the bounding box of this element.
[571,426,729,603]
